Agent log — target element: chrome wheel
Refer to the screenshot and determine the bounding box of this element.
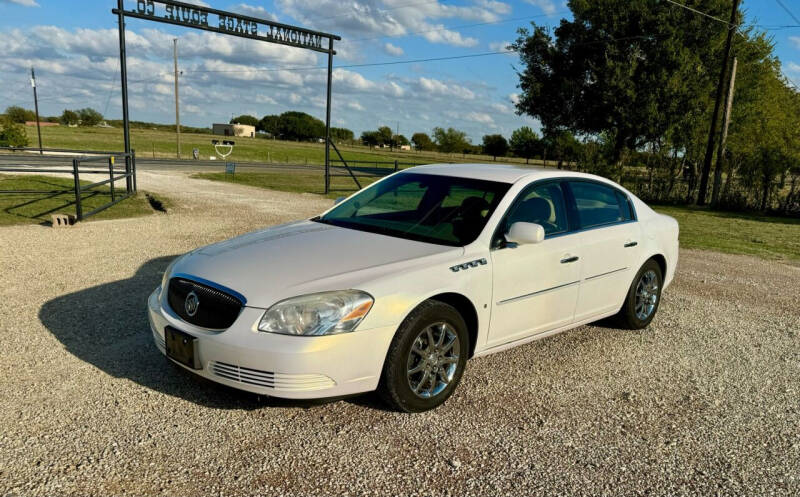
[635,269,659,320]
[406,322,460,399]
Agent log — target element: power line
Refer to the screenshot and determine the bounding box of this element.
[774,0,800,26]
[663,0,735,27]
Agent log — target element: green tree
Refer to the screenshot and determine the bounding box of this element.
[377,126,393,148]
[77,108,103,127]
[60,109,79,126]
[482,134,509,160]
[4,106,35,123]
[361,131,379,147]
[330,127,354,142]
[509,126,540,163]
[511,0,730,164]
[0,118,29,147]
[258,114,280,135]
[433,127,470,154]
[230,114,259,127]
[276,111,324,141]
[411,132,434,151]
[395,134,409,147]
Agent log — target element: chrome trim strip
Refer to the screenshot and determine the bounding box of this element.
[171,272,247,305]
[497,280,580,306]
[584,267,628,281]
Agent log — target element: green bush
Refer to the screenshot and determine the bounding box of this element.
[0,118,29,147]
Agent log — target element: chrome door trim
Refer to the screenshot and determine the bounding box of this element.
[497,280,580,306]
[584,266,628,281]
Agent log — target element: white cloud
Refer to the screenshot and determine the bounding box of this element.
[347,101,365,111]
[490,102,511,113]
[524,0,558,16]
[416,77,475,100]
[383,42,404,56]
[787,61,800,73]
[465,111,494,124]
[489,40,514,54]
[475,0,511,15]
[509,93,520,105]
[275,0,488,48]
[229,3,279,21]
[2,0,39,6]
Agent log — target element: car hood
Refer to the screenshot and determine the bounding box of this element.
[170,220,461,308]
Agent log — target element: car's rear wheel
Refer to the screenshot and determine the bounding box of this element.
[378,300,468,412]
[616,259,663,329]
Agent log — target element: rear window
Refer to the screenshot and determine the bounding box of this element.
[568,181,632,228]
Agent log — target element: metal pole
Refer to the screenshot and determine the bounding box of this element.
[324,38,333,194]
[117,0,132,175]
[697,0,739,205]
[173,38,181,159]
[30,67,42,154]
[108,157,116,202]
[72,158,83,221]
[712,56,737,207]
[132,150,137,192]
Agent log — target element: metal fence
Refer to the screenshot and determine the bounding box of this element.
[0,147,137,222]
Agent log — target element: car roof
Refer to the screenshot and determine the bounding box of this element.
[401,163,605,184]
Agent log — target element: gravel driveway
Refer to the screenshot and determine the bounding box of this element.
[1,171,798,496]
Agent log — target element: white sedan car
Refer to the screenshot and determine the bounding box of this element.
[148,164,678,412]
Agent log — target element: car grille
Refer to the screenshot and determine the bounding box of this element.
[167,277,243,329]
[210,361,335,391]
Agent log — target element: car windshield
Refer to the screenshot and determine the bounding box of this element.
[316,172,511,246]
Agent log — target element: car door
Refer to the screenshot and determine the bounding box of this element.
[566,180,642,321]
[488,181,580,347]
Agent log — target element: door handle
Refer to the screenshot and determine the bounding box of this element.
[624,241,638,248]
[560,256,579,264]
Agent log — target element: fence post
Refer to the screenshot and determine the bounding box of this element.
[131,150,137,192]
[72,158,83,221]
[125,153,132,194]
[108,156,116,202]
[394,160,398,172]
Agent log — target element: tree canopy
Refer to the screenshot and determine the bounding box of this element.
[230,115,259,127]
[411,132,434,151]
[482,134,509,160]
[4,106,35,123]
[433,127,471,154]
[509,127,540,163]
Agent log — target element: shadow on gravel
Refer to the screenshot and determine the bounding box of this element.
[38,255,351,411]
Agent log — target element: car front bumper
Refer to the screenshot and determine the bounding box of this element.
[147,287,397,399]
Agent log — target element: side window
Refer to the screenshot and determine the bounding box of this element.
[615,191,634,221]
[569,181,630,228]
[503,182,569,236]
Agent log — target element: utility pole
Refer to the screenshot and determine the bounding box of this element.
[697,0,740,205]
[30,67,42,154]
[173,38,181,159]
[711,56,737,206]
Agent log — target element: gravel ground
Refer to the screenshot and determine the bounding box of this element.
[1,171,798,496]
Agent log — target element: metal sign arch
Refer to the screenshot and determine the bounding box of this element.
[112,0,341,191]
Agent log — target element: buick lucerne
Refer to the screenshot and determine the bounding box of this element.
[148,164,679,412]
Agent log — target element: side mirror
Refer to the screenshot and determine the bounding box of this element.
[505,222,545,245]
[333,196,347,205]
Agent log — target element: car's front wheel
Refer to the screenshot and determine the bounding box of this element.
[616,258,663,329]
[378,300,468,412]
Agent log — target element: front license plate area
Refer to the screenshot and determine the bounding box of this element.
[165,326,200,370]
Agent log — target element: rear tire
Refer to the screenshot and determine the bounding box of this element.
[378,300,468,413]
[616,259,663,330]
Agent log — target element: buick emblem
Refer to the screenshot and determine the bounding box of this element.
[185,291,200,317]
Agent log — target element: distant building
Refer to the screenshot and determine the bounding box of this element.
[213,123,255,138]
[25,121,59,127]
[399,144,411,151]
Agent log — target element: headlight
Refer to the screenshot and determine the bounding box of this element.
[258,290,374,336]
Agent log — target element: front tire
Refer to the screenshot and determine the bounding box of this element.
[616,259,663,329]
[378,300,469,412]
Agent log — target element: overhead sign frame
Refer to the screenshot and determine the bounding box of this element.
[112,0,342,191]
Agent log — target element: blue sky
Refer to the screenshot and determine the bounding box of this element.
[0,0,798,142]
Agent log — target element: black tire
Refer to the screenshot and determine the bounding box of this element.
[378,300,469,413]
[616,258,664,330]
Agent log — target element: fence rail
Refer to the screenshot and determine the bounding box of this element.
[0,147,137,222]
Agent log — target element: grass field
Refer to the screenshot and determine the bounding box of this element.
[0,175,165,226]
[19,125,546,167]
[195,171,800,261]
[652,205,800,261]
